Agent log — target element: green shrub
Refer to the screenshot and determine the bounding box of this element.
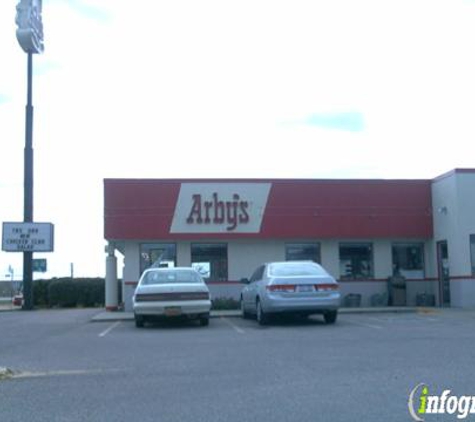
[211,297,240,310]
[48,279,78,307]
[46,278,105,308]
[33,279,50,306]
[75,278,105,307]
[10,278,113,308]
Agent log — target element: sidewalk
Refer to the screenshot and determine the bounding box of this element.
[90,306,426,322]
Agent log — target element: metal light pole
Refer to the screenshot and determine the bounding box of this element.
[22,51,34,310]
[15,0,44,310]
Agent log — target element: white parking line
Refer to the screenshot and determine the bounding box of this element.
[11,368,122,379]
[421,317,438,322]
[347,320,383,330]
[220,317,245,334]
[98,321,121,337]
[367,316,393,323]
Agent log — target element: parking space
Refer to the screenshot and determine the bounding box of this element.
[3,308,475,344]
[1,308,475,422]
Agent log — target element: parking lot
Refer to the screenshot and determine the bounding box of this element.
[1,308,475,422]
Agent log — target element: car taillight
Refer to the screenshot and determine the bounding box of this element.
[267,284,296,292]
[316,284,339,291]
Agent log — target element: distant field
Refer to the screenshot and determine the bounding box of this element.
[0,281,21,298]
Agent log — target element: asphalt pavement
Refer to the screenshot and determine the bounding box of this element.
[1,307,475,422]
[0,303,430,320]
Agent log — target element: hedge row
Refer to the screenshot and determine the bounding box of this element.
[33,278,115,308]
[30,279,237,309]
[211,297,240,310]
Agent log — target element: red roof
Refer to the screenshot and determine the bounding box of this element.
[104,178,433,240]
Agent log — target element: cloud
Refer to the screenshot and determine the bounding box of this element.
[0,94,9,104]
[34,60,61,76]
[305,112,365,132]
[301,112,365,132]
[63,0,111,22]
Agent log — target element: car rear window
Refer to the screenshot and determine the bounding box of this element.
[268,263,328,277]
[141,270,202,285]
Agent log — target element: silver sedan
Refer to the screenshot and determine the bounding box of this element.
[240,261,340,325]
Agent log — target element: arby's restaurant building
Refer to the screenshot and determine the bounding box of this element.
[103,169,475,311]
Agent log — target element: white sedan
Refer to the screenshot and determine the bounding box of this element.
[132,267,211,327]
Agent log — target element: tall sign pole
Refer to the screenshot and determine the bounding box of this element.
[15,0,44,310]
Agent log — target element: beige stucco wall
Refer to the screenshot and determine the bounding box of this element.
[121,241,140,311]
[228,239,285,280]
[432,171,475,307]
[122,241,140,282]
[177,242,191,267]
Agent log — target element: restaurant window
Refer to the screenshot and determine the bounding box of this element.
[339,243,373,279]
[191,243,228,282]
[471,235,475,276]
[140,243,176,274]
[285,243,321,263]
[392,243,424,278]
[250,265,265,283]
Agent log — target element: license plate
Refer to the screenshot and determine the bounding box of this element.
[164,307,182,316]
[297,285,314,293]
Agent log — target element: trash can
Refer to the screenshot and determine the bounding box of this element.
[388,275,406,306]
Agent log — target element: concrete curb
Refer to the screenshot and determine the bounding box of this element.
[90,306,426,322]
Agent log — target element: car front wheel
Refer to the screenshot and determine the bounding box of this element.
[256,300,269,326]
[324,310,338,324]
[199,316,209,327]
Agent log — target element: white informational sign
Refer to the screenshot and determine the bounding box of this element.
[2,222,54,252]
[15,0,44,54]
[170,183,271,234]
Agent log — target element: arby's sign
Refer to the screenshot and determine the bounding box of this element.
[170,183,271,233]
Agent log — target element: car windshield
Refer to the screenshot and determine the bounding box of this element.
[141,270,202,285]
[268,262,328,277]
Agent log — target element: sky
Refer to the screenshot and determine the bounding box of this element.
[1,0,475,280]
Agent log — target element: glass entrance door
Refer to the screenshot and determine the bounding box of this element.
[437,241,450,306]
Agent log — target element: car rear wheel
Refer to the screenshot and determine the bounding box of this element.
[135,314,145,328]
[199,316,209,327]
[324,310,338,324]
[256,300,268,325]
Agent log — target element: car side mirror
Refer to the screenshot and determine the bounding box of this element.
[240,278,250,284]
